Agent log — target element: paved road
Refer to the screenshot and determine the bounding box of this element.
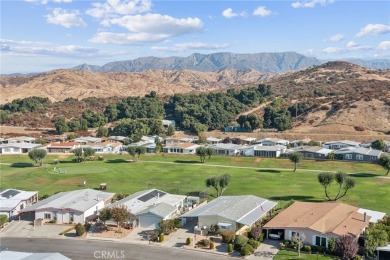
[0,238,230,260]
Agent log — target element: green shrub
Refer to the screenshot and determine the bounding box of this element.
[318,246,325,253]
[75,223,85,236]
[186,237,192,245]
[248,238,260,249]
[352,256,362,260]
[228,243,233,253]
[328,237,336,254]
[303,245,311,252]
[159,233,164,242]
[234,235,249,250]
[197,239,211,247]
[209,224,220,235]
[84,223,91,231]
[311,245,318,253]
[209,242,215,249]
[240,244,254,256]
[0,215,7,227]
[221,230,235,243]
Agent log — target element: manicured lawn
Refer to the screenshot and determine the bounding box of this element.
[274,250,337,260]
[0,154,389,214]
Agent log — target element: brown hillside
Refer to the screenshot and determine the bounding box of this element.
[0,69,270,104]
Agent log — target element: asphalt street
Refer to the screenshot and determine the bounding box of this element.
[0,237,229,260]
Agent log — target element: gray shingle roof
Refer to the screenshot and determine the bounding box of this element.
[209,143,244,150]
[182,195,277,226]
[21,189,114,213]
[335,147,382,156]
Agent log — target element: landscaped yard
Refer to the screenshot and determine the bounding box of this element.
[0,154,389,214]
[274,250,337,260]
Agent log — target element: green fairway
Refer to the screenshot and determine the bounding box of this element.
[0,154,389,214]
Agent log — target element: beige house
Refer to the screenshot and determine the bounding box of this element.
[263,202,377,247]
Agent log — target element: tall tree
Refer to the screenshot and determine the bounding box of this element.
[111,205,131,229]
[336,235,359,260]
[73,148,83,162]
[317,172,356,201]
[135,146,146,160]
[378,154,390,175]
[98,207,111,227]
[96,126,109,137]
[83,147,95,160]
[127,146,137,161]
[167,124,175,136]
[289,152,301,172]
[54,116,68,135]
[28,149,47,167]
[205,174,231,197]
[371,139,386,151]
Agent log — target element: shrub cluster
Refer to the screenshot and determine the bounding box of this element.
[75,223,86,236]
[221,230,235,243]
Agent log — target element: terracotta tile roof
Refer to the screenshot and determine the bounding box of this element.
[263,202,370,237]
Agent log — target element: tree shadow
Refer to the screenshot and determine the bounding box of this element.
[105,159,129,163]
[269,195,320,202]
[174,160,200,164]
[349,173,378,178]
[173,242,186,247]
[10,163,34,168]
[257,169,282,173]
[64,232,77,237]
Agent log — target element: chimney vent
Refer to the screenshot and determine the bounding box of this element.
[364,212,367,222]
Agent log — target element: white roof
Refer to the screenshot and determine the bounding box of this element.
[6,136,36,142]
[254,145,286,151]
[73,137,102,143]
[206,137,223,142]
[358,208,387,223]
[0,189,37,211]
[111,189,185,218]
[0,251,70,260]
[324,140,361,146]
[258,138,289,143]
[21,189,114,213]
[0,143,43,149]
[182,195,277,226]
[210,143,244,150]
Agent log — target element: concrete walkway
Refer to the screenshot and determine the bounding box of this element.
[247,239,280,259]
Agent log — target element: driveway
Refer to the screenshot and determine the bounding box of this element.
[247,239,280,259]
[122,227,157,245]
[0,220,75,238]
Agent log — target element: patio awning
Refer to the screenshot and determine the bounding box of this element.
[217,222,232,227]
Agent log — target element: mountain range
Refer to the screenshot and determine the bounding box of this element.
[72,52,390,73]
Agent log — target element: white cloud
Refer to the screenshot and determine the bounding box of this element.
[0,40,112,58]
[46,8,86,28]
[356,23,390,37]
[253,6,272,17]
[378,41,390,51]
[25,0,72,4]
[323,47,342,54]
[292,0,334,8]
[325,34,344,42]
[86,0,151,19]
[151,42,229,52]
[90,32,170,44]
[107,14,203,35]
[222,8,238,18]
[345,41,371,51]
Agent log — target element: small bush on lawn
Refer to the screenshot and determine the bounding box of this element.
[75,223,85,236]
[248,239,260,249]
[209,242,215,249]
[197,239,211,247]
[186,237,192,245]
[221,230,235,243]
[240,244,254,256]
[228,243,233,253]
[159,233,164,242]
[303,245,311,252]
[234,235,249,250]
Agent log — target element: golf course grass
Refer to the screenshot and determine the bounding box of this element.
[0,153,389,214]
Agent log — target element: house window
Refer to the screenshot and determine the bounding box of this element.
[315,236,327,247]
[70,212,74,222]
[44,213,51,219]
[345,154,352,159]
[20,204,24,210]
[371,156,377,161]
[53,212,57,221]
[356,154,363,160]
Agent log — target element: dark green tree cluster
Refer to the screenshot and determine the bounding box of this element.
[288,102,310,118]
[364,217,390,257]
[317,172,356,201]
[1,96,51,113]
[263,99,292,131]
[205,174,231,197]
[166,84,271,132]
[196,147,215,163]
[104,94,165,122]
[53,116,69,134]
[82,109,106,128]
[67,118,88,132]
[112,118,163,140]
[236,114,263,132]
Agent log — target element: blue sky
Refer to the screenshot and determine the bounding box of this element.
[1,0,389,73]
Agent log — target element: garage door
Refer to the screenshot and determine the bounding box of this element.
[139,215,162,229]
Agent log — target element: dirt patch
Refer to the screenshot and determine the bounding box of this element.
[91,224,132,239]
